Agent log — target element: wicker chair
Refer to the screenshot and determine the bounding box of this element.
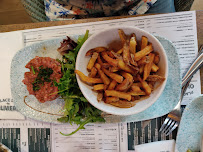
[21,0,194,22]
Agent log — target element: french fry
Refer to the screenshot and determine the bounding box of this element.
[102,63,111,68]
[138,75,151,95]
[130,54,138,66]
[116,72,134,91]
[116,79,130,91]
[75,70,103,84]
[85,47,107,56]
[102,68,124,83]
[131,85,142,92]
[109,100,137,108]
[105,90,131,101]
[109,66,119,72]
[141,36,148,50]
[151,63,159,72]
[117,48,123,54]
[143,53,155,80]
[121,72,133,82]
[95,63,110,85]
[139,65,144,74]
[123,42,130,65]
[129,91,146,96]
[101,52,118,67]
[134,44,153,61]
[93,84,105,91]
[97,54,104,65]
[105,97,119,103]
[118,59,134,73]
[107,51,115,58]
[154,54,160,64]
[87,52,99,71]
[146,75,165,81]
[97,92,103,102]
[132,82,142,88]
[118,29,127,44]
[89,67,97,78]
[108,80,117,90]
[137,56,147,66]
[129,35,137,54]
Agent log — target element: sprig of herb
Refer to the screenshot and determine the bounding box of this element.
[55,30,105,136]
[32,66,53,91]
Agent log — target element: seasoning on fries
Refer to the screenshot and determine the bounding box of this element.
[75,29,165,108]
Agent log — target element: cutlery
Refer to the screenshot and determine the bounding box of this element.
[159,45,203,136]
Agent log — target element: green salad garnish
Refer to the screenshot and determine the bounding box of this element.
[54,30,105,136]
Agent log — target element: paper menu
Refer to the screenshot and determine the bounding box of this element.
[0,11,201,119]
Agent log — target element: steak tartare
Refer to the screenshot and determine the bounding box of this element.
[22,56,62,103]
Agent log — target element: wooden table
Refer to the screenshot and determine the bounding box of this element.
[0,11,202,92]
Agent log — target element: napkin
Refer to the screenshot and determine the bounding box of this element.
[0,31,24,119]
[134,140,175,152]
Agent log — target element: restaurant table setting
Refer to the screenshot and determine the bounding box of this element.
[0,11,202,152]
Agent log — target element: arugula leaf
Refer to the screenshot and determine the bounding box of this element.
[55,30,105,135]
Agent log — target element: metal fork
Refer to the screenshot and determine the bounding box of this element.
[159,45,203,136]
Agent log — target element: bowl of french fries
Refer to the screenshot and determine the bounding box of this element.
[75,26,168,116]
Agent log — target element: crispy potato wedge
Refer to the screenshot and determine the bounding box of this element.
[154,54,160,64]
[143,53,155,80]
[107,51,115,58]
[131,85,142,92]
[129,35,137,54]
[95,63,110,85]
[108,80,117,90]
[132,82,142,88]
[97,92,103,102]
[139,65,144,74]
[93,84,105,91]
[102,63,111,68]
[118,59,134,73]
[102,68,123,83]
[75,70,103,84]
[109,66,119,72]
[87,52,99,71]
[151,63,159,72]
[130,54,138,66]
[97,54,104,65]
[117,48,123,54]
[105,97,119,103]
[123,42,131,65]
[86,47,107,56]
[109,100,136,108]
[116,79,130,91]
[146,75,165,81]
[105,90,131,101]
[138,75,151,95]
[89,67,97,78]
[101,52,118,67]
[118,29,127,44]
[129,91,146,96]
[137,56,147,66]
[134,44,153,61]
[141,36,148,50]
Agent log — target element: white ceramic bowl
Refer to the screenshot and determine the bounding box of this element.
[76,26,168,116]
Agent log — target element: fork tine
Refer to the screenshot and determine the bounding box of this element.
[164,120,176,134]
[161,119,172,133]
[159,117,170,132]
[165,122,179,136]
